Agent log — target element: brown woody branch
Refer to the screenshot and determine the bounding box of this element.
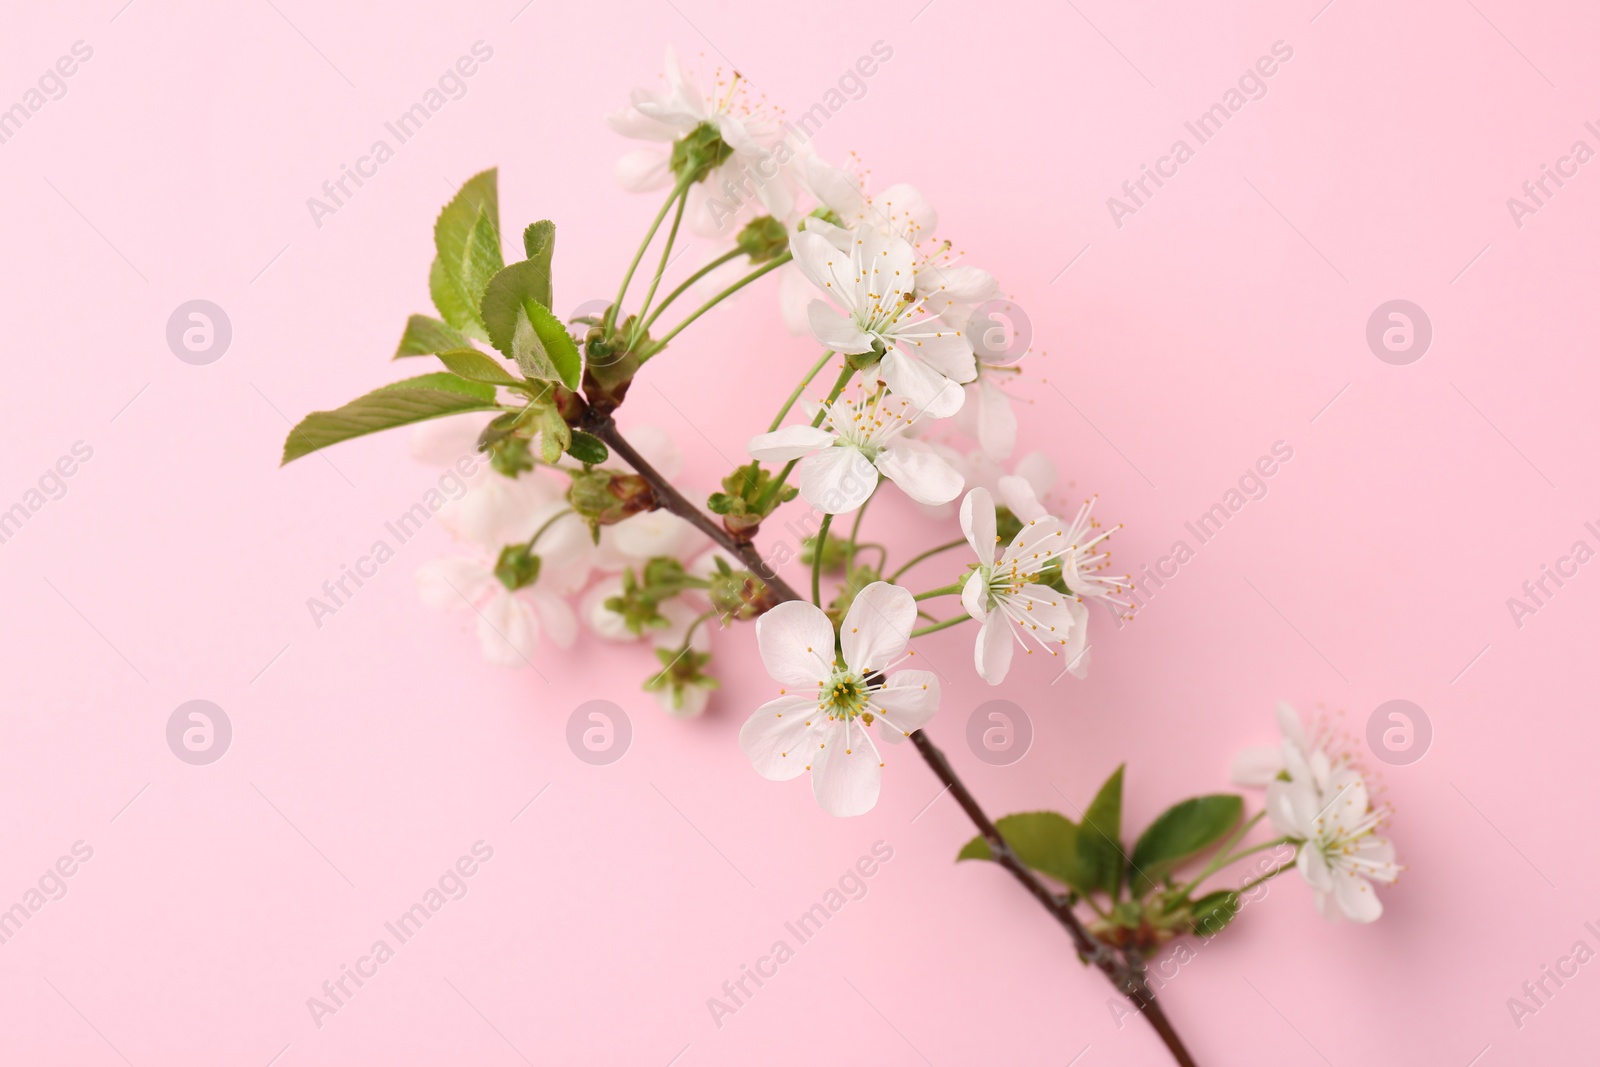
[581,412,1198,1067]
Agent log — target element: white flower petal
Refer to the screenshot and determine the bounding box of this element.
[997,474,1046,523]
[1332,869,1384,923]
[857,226,916,302]
[739,694,820,781]
[960,487,998,565]
[961,569,989,622]
[1297,841,1334,892]
[797,446,878,514]
[755,600,836,687]
[581,578,636,642]
[615,148,673,192]
[807,300,876,354]
[879,348,964,419]
[875,183,936,239]
[477,589,540,667]
[800,154,867,220]
[747,423,835,462]
[1229,746,1284,787]
[810,722,882,817]
[605,106,680,142]
[611,510,695,562]
[408,412,494,468]
[1012,451,1056,499]
[898,325,976,383]
[657,683,711,718]
[778,263,815,336]
[874,441,964,505]
[873,669,940,740]
[916,263,997,303]
[791,230,851,297]
[1276,701,1310,755]
[975,378,1018,461]
[530,590,577,650]
[840,581,915,673]
[974,612,1014,685]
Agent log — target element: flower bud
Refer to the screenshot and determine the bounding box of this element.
[494,545,542,591]
[567,470,658,529]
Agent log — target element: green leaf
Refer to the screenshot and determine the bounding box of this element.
[435,348,518,385]
[428,169,503,336]
[1077,765,1126,897]
[1130,795,1244,895]
[956,812,1098,895]
[435,169,500,270]
[538,404,571,463]
[482,259,551,349]
[522,220,555,307]
[394,314,473,358]
[1187,890,1240,937]
[281,375,499,465]
[519,302,583,390]
[567,430,609,465]
[480,260,582,391]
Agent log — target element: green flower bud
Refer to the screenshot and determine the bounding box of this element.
[494,544,542,591]
[568,470,657,530]
[735,215,790,263]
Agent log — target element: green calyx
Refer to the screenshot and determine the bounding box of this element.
[670,122,735,185]
[707,461,797,535]
[494,544,542,591]
[735,216,790,263]
[567,470,657,535]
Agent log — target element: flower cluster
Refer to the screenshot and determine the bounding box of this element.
[1232,703,1403,922]
[279,49,1405,1059]
[409,417,721,717]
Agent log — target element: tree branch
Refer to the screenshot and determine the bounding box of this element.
[583,415,805,604]
[583,415,1199,1067]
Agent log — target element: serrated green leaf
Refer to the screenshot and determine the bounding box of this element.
[956,812,1099,895]
[517,301,582,390]
[1130,795,1244,895]
[435,348,518,385]
[480,251,580,391]
[1077,765,1126,897]
[483,259,554,352]
[377,373,497,400]
[428,169,502,336]
[429,255,481,337]
[567,430,608,465]
[509,306,557,382]
[281,375,499,465]
[434,169,500,272]
[522,220,555,307]
[394,314,473,358]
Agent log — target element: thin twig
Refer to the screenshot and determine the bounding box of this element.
[581,417,1200,1067]
[584,415,804,604]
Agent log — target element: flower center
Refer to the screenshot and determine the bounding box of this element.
[983,561,1039,605]
[824,393,911,458]
[821,667,875,722]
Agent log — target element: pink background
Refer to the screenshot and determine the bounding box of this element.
[4,0,1598,1063]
